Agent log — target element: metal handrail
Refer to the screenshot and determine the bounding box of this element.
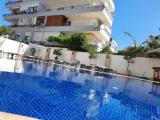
[3,10,38,17]
[4,4,104,17]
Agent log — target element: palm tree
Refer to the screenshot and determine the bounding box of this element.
[123,47,137,74]
[123,32,150,75]
[101,45,112,54]
[147,35,160,49]
[124,32,137,47]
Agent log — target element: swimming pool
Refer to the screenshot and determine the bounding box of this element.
[0,59,160,120]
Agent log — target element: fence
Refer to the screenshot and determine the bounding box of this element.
[109,55,160,79]
[1,37,160,79]
[0,37,28,55]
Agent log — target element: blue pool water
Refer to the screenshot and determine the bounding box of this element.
[0,60,160,120]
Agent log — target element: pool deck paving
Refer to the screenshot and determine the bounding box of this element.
[0,112,38,120]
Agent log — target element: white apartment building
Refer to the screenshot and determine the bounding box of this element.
[4,0,117,52]
[109,38,117,53]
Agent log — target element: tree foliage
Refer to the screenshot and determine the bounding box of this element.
[48,34,70,46]
[101,45,112,54]
[136,46,151,57]
[146,50,160,58]
[88,45,98,59]
[123,47,137,60]
[117,31,160,73]
[48,33,89,52]
[69,33,89,52]
[147,35,160,49]
[0,26,11,35]
[123,32,137,47]
[122,46,138,74]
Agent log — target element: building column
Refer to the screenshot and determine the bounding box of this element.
[41,16,47,42]
[44,16,47,26]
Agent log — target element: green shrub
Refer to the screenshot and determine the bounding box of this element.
[0,26,11,35]
[48,33,89,52]
[69,33,89,52]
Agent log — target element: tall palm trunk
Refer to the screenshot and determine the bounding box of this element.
[127,59,131,75]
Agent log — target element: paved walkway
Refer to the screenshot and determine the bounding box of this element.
[0,112,38,120]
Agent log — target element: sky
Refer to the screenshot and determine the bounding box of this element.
[0,0,9,26]
[112,0,160,49]
[0,0,160,49]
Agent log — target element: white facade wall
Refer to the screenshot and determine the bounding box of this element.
[71,18,98,26]
[18,43,29,55]
[20,1,39,11]
[57,51,160,79]
[47,47,68,60]
[110,39,117,53]
[24,43,47,59]
[0,58,24,74]
[110,55,160,79]
[130,57,160,79]
[33,32,43,42]
[109,55,127,73]
[0,37,20,53]
[87,34,99,45]
[0,59,16,72]
[18,17,37,26]
[96,54,106,66]
[59,50,72,62]
[110,42,117,53]
[5,0,115,50]
[105,0,115,12]
[38,0,103,9]
[49,48,57,60]
[33,32,60,41]
[0,37,159,79]
[0,37,29,54]
[75,52,90,65]
[100,26,110,43]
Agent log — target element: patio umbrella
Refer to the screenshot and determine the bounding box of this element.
[146,48,160,58]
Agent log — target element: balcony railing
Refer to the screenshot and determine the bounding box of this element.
[9,24,110,37]
[36,4,104,14]
[9,23,72,28]
[4,4,110,17]
[100,25,111,37]
[4,4,113,24]
[3,10,38,17]
[5,0,22,6]
[104,8,113,21]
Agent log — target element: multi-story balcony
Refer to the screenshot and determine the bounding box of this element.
[5,0,22,8]
[9,24,108,32]
[9,23,111,44]
[4,4,113,25]
[4,0,115,49]
[105,0,115,12]
[39,0,115,11]
[3,11,37,17]
[5,0,115,13]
